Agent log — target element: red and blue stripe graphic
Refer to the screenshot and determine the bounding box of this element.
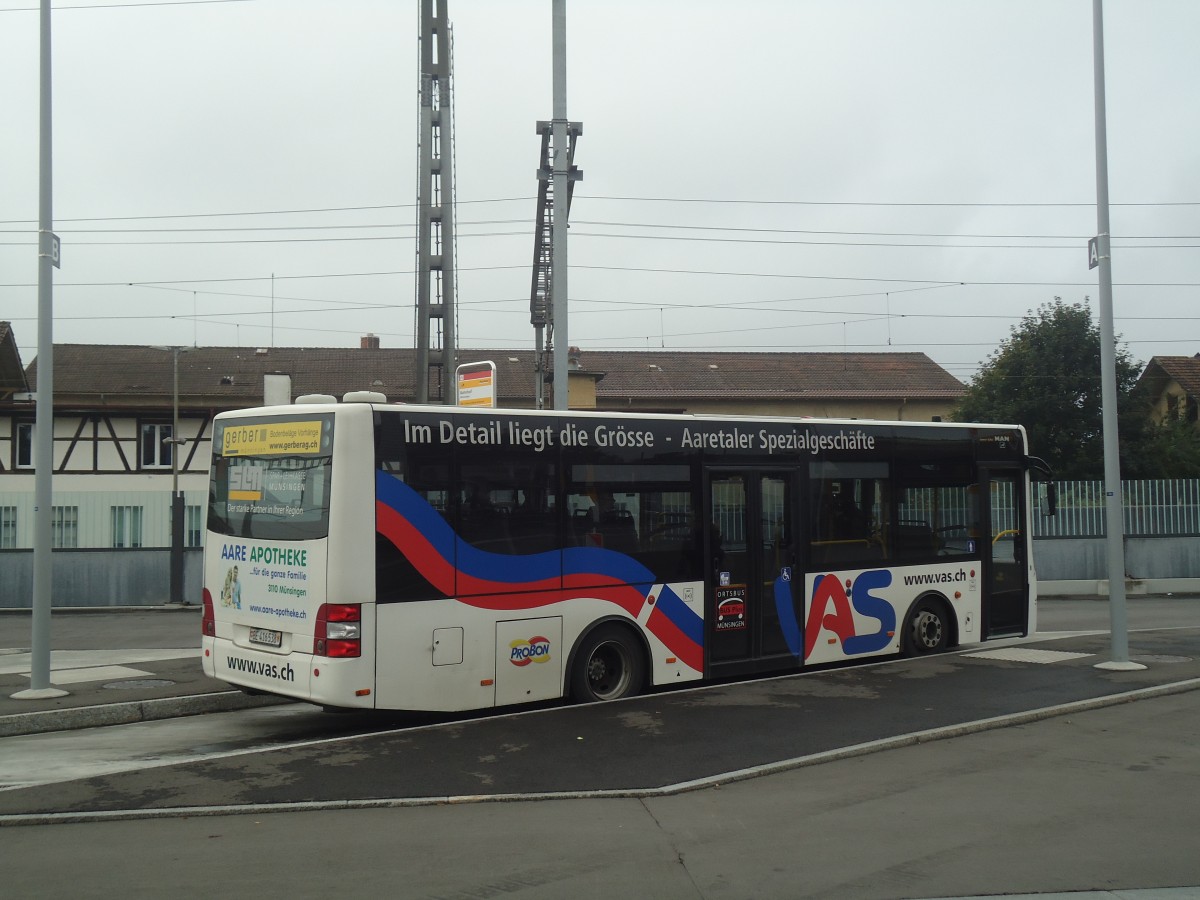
[646,584,704,668]
[375,471,704,671]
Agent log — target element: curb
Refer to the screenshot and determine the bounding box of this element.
[0,691,292,738]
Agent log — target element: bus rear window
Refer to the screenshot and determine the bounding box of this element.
[208,416,333,541]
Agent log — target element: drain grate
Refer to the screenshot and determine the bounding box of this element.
[964,648,1094,664]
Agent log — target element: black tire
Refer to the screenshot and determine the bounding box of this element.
[569,624,646,703]
[904,598,949,655]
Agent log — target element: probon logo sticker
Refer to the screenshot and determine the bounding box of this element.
[509,636,552,666]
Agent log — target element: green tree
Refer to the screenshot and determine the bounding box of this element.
[1129,417,1200,478]
[952,299,1145,479]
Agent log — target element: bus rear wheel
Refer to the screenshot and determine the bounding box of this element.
[904,598,949,655]
[570,624,645,703]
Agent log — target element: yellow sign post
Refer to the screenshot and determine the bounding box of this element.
[456,360,497,408]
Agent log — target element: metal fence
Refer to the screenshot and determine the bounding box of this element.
[706,478,1200,544]
[1034,479,1200,538]
[0,490,207,550]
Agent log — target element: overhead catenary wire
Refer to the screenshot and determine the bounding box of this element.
[1,216,1196,241]
[0,0,252,11]
[5,193,1195,362]
[1,193,1196,224]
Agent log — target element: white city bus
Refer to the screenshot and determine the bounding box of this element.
[202,396,1045,711]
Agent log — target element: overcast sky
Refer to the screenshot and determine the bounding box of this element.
[1,0,1197,383]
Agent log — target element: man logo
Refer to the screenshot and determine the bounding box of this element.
[509,636,552,667]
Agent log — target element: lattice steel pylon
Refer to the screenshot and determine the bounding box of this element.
[414,0,457,404]
[530,119,581,409]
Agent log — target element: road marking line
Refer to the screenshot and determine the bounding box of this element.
[963,648,1093,664]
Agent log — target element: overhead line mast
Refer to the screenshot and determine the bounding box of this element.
[530,118,581,409]
[531,0,581,410]
[415,0,457,403]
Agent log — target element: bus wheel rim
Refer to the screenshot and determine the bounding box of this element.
[913,610,943,649]
[587,641,631,700]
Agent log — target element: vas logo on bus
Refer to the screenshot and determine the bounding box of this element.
[804,570,896,659]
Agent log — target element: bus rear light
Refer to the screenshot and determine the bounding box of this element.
[321,640,361,658]
[201,589,216,637]
[314,603,362,658]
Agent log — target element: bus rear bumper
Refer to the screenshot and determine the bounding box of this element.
[203,637,376,709]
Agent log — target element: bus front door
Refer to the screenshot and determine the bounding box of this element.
[982,468,1029,637]
[706,470,801,676]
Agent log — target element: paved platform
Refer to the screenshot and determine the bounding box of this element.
[0,606,285,736]
[3,608,1199,897]
[1,626,1197,819]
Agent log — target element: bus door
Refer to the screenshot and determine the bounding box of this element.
[705,469,802,674]
[981,467,1028,637]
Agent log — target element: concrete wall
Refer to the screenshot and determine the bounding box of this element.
[1034,537,1200,597]
[1033,537,1200,582]
[0,548,203,608]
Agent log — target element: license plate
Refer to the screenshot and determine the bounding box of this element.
[249,627,282,648]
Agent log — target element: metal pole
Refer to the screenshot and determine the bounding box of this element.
[16,0,68,700]
[172,348,180,498]
[551,0,569,410]
[1091,0,1144,672]
[170,348,185,604]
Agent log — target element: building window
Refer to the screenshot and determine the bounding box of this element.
[185,505,203,548]
[0,506,16,548]
[111,505,143,548]
[52,506,79,549]
[16,422,34,469]
[140,423,174,469]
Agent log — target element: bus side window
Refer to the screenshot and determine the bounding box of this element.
[461,460,559,556]
[809,463,890,568]
[507,483,558,554]
[598,504,638,554]
[894,462,978,562]
[570,504,597,546]
[567,477,698,583]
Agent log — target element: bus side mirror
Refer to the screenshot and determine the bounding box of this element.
[1041,483,1058,518]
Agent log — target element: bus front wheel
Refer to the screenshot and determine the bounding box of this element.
[570,624,645,703]
[904,598,949,655]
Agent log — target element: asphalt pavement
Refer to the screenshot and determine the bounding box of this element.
[2,603,1199,899]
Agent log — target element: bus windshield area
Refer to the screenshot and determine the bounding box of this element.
[207,455,332,541]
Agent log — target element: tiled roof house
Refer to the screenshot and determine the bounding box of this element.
[0,322,27,401]
[1138,355,1200,428]
[22,342,965,420]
